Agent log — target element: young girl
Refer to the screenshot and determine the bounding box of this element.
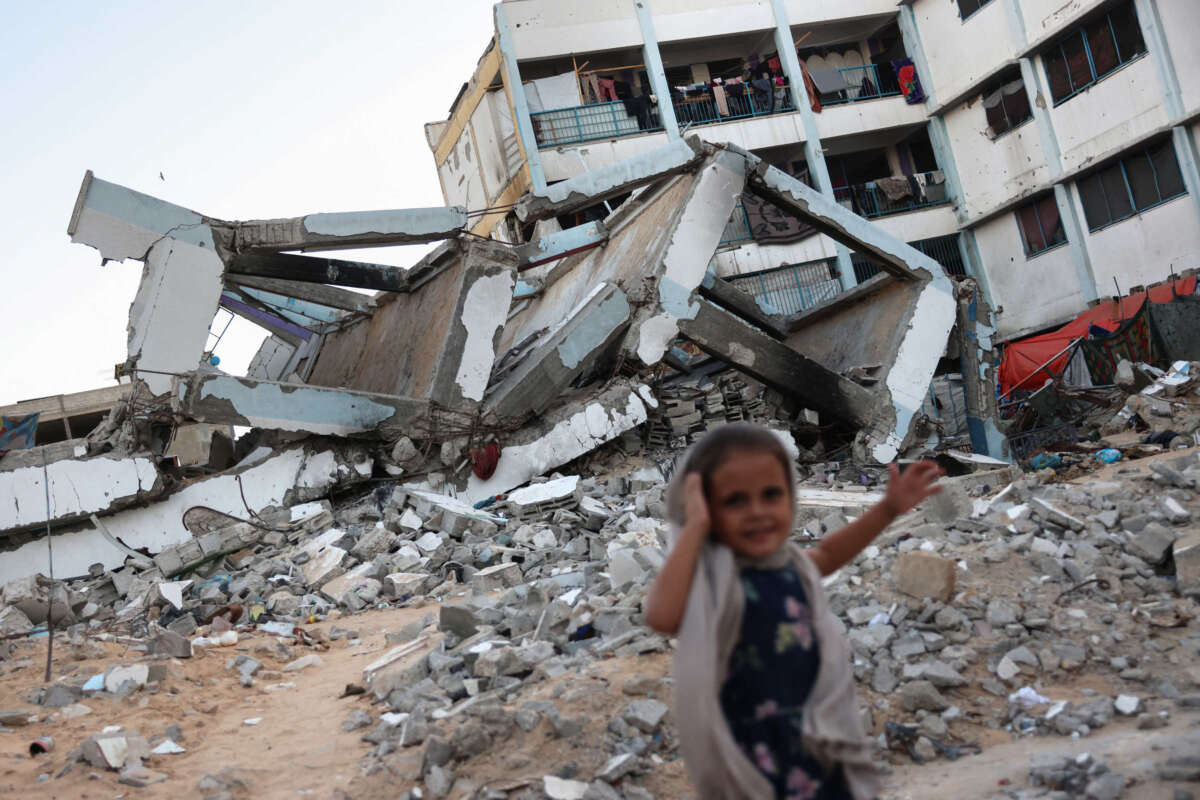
[645,424,943,800]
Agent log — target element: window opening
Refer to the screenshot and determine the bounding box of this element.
[1044,1,1146,105]
[981,68,1032,137]
[1014,194,1066,256]
[1076,138,1187,231]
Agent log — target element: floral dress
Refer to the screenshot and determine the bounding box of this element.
[719,565,852,800]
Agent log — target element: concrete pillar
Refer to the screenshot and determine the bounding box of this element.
[495,4,548,193]
[956,229,996,308]
[1058,183,1099,304]
[1171,126,1200,222]
[1132,0,1200,220]
[767,0,855,290]
[1134,0,1183,119]
[632,0,680,140]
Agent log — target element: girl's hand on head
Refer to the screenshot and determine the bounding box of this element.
[681,472,711,537]
[882,460,944,518]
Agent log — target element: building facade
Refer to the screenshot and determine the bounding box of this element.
[425,0,1200,344]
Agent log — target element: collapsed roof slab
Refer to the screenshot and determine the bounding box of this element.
[227,250,412,292]
[485,282,631,420]
[172,373,432,438]
[0,450,162,537]
[514,220,609,271]
[226,206,469,252]
[676,299,881,431]
[304,238,516,408]
[0,442,370,585]
[68,172,225,396]
[515,136,707,223]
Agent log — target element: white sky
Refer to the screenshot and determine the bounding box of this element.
[0,1,498,406]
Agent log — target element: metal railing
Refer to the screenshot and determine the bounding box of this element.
[530,101,662,148]
[833,170,949,220]
[852,234,968,283]
[530,84,795,149]
[719,203,753,245]
[727,258,842,317]
[819,64,901,106]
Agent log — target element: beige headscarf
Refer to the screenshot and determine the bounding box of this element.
[671,539,882,799]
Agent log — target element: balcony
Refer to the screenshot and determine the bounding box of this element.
[833,170,949,219]
[815,64,901,106]
[727,258,842,316]
[530,84,796,149]
[852,234,967,283]
[720,202,753,245]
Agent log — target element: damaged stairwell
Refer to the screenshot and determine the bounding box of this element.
[0,135,1006,588]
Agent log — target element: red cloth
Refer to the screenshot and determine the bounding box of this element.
[998,276,1197,395]
[469,443,501,481]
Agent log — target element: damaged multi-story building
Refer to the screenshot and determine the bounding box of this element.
[425,0,1200,345]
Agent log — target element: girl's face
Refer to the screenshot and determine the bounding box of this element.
[707,449,793,559]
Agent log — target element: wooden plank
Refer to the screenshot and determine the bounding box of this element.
[434,43,503,166]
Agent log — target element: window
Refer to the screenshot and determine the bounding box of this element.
[1015,194,1067,256]
[1043,1,1146,105]
[982,69,1032,137]
[957,0,995,20]
[1077,138,1188,231]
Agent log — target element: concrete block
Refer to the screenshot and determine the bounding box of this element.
[471,563,522,593]
[385,572,427,598]
[1128,523,1175,565]
[1174,533,1200,594]
[301,545,347,589]
[893,552,956,602]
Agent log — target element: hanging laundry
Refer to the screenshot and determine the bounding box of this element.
[581,73,602,104]
[800,63,822,113]
[597,78,617,101]
[875,176,913,202]
[743,195,816,244]
[767,56,781,73]
[892,59,925,104]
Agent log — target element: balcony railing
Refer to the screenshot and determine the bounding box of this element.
[720,202,753,245]
[833,171,949,219]
[818,64,901,106]
[530,83,794,149]
[727,258,842,317]
[852,234,968,283]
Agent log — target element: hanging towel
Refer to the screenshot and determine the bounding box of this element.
[892,58,925,104]
[876,176,913,201]
[597,78,616,101]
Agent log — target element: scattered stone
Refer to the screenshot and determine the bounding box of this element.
[893,552,956,602]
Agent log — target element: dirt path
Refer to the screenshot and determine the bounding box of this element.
[0,603,434,799]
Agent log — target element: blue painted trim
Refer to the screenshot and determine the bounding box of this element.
[1055,183,1099,303]
[632,0,679,140]
[1171,126,1200,222]
[494,4,547,193]
[1134,0,1184,119]
[897,5,937,107]
[1023,239,1070,259]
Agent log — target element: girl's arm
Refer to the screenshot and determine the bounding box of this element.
[807,461,943,577]
[644,474,710,635]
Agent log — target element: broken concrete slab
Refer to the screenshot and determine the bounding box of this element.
[893,552,957,602]
[173,374,432,438]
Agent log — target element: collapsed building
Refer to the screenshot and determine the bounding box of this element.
[0,135,1004,588]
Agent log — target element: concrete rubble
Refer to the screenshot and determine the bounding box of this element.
[2,139,1199,799]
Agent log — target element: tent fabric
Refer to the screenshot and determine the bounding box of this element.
[0,412,39,456]
[1080,302,1158,385]
[998,276,1197,395]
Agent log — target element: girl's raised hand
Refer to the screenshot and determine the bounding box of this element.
[681,472,711,536]
[882,460,944,518]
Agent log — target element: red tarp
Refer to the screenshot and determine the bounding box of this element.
[998,276,1197,396]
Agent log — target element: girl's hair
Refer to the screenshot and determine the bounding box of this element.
[664,423,798,528]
